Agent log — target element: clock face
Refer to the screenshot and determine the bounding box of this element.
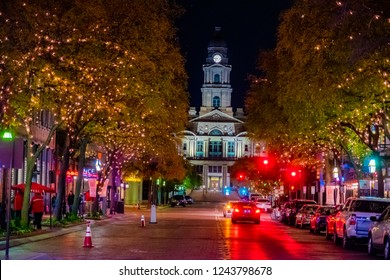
[213,54,222,63]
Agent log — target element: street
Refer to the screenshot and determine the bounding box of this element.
[0,201,382,260]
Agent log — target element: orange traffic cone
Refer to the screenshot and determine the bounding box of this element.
[140,214,145,227]
[83,222,94,248]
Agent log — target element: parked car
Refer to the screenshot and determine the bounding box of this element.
[325,204,343,240]
[231,201,261,224]
[367,205,390,259]
[169,194,187,207]
[185,195,194,204]
[271,206,282,220]
[295,204,320,228]
[223,201,238,218]
[309,205,336,234]
[280,202,292,224]
[254,198,272,213]
[333,197,390,249]
[288,199,317,226]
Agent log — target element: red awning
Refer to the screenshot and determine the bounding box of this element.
[12,182,56,193]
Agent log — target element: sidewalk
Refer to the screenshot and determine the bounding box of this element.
[0,205,140,255]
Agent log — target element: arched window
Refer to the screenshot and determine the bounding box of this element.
[213,96,220,108]
[209,129,222,136]
[214,74,220,83]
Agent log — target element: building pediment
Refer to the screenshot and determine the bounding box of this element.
[190,109,243,124]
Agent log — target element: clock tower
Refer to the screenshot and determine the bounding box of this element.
[199,27,233,116]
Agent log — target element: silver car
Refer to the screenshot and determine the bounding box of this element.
[367,206,390,259]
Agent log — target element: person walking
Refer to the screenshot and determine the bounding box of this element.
[30,192,44,229]
[13,190,23,219]
[67,190,75,213]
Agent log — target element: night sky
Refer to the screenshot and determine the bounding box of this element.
[175,0,293,109]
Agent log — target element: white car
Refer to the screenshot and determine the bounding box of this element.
[367,206,390,259]
[295,204,319,228]
[333,197,390,249]
[254,198,272,213]
[271,206,282,220]
[223,201,239,218]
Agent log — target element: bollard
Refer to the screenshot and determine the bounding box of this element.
[150,204,157,224]
[140,214,145,227]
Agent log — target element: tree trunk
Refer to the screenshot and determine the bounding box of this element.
[72,138,88,215]
[375,152,385,198]
[20,156,35,228]
[54,148,70,221]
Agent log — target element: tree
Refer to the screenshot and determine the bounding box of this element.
[1,0,189,226]
[246,0,390,197]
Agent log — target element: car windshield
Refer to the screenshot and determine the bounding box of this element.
[304,206,318,212]
[295,201,316,209]
[351,200,390,213]
[235,202,256,210]
[319,207,335,215]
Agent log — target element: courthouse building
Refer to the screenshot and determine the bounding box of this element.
[180,27,266,191]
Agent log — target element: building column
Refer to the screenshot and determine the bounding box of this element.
[222,165,228,188]
[203,164,209,190]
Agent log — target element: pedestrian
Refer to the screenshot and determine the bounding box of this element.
[13,190,23,220]
[85,190,92,216]
[30,192,44,229]
[67,190,75,213]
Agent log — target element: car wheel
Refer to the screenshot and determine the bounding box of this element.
[342,229,352,249]
[254,219,260,224]
[384,238,390,260]
[231,219,237,224]
[367,235,376,256]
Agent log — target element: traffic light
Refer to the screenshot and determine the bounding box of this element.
[238,173,244,181]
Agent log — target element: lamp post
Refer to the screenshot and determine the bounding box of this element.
[368,159,376,197]
[1,130,15,260]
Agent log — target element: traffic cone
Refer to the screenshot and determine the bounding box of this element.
[83,222,94,247]
[140,214,145,227]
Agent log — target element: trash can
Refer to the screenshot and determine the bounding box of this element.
[116,201,124,214]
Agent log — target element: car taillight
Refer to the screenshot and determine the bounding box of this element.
[350,214,356,225]
[255,209,260,214]
[234,208,240,213]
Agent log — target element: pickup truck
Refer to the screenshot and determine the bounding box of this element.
[333,197,390,249]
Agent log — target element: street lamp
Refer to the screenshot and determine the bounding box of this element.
[1,129,15,260]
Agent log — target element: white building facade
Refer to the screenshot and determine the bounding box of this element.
[180,27,266,191]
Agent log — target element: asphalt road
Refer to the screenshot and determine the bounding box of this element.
[0,201,384,260]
